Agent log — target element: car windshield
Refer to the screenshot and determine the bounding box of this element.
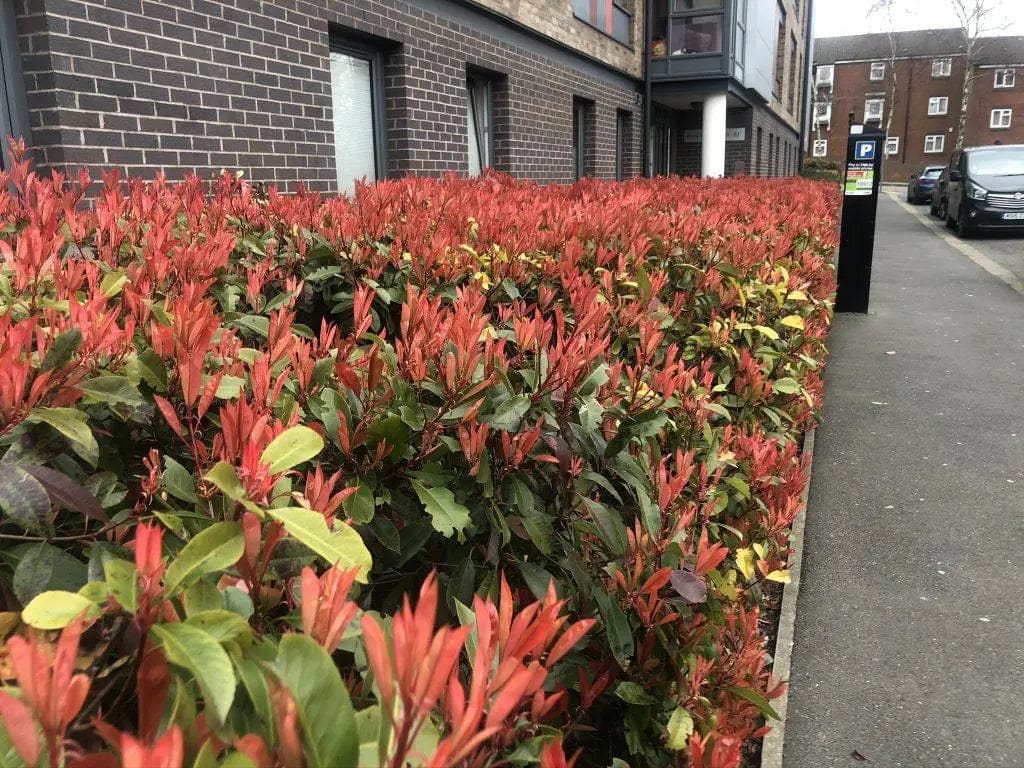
[922,168,943,179]
[967,147,1024,176]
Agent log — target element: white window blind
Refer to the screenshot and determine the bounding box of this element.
[330,51,377,195]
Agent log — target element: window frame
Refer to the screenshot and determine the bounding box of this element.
[329,38,388,192]
[924,134,945,154]
[815,64,834,87]
[466,72,493,175]
[990,108,1013,129]
[884,136,899,156]
[994,69,1015,89]
[0,1,31,170]
[572,0,632,47]
[615,109,630,181]
[869,61,886,81]
[864,97,884,121]
[811,139,827,158]
[927,96,948,116]
[932,58,951,78]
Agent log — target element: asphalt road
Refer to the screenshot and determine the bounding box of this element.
[783,194,1024,767]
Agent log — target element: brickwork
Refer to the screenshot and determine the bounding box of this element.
[14,0,644,192]
[473,0,642,78]
[814,37,1024,181]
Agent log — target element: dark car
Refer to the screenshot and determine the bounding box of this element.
[945,144,1024,237]
[907,165,945,204]
[930,168,949,217]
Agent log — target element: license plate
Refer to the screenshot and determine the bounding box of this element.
[1002,212,1024,220]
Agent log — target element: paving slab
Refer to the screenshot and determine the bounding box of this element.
[783,196,1024,767]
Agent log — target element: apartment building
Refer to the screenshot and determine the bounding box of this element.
[811,29,1024,182]
[0,0,809,193]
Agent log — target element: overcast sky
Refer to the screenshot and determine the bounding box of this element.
[813,0,1024,38]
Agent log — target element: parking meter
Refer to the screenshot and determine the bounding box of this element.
[835,124,886,313]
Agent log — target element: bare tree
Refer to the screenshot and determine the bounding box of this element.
[869,0,900,143]
[949,0,999,148]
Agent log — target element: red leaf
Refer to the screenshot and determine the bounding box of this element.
[0,691,40,767]
[153,394,184,439]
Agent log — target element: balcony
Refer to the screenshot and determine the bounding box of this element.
[650,0,731,80]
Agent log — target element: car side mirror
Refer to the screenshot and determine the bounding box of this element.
[949,170,961,182]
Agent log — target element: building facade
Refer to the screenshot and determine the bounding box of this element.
[811,30,1024,182]
[0,0,808,193]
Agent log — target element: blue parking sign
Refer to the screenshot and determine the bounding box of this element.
[855,141,876,160]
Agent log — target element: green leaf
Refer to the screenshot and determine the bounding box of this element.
[11,543,87,604]
[666,705,694,749]
[614,681,658,705]
[205,461,246,501]
[594,589,633,670]
[260,426,324,474]
[266,507,372,581]
[38,328,82,372]
[410,480,471,538]
[26,407,98,466]
[163,522,245,596]
[164,456,199,504]
[77,375,144,407]
[579,398,603,433]
[342,483,375,524]
[583,498,627,557]
[518,561,559,600]
[22,590,98,629]
[772,377,801,395]
[275,634,358,768]
[185,610,253,647]
[486,394,531,431]
[152,622,236,724]
[102,558,139,613]
[0,462,52,536]
[727,685,781,720]
[214,375,246,400]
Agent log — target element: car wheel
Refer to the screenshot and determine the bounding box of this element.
[906,187,913,202]
[929,198,938,216]
[956,204,974,238]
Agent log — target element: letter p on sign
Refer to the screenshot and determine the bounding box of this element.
[855,141,876,160]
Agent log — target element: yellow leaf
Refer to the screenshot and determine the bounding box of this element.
[766,570,791,584]
[787,290,808,301]
[780,315,805,330]
[754,325,779,340]
[735,547,756,580]
[752,542,766,560]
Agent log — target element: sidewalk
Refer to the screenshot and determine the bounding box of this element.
[783,196,1024,767]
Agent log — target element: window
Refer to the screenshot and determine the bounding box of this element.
[995,69,1015,88]
[924,134,945,153]
[572,98,593,180]
[870,61,885,80]
[864,98,884,121]
[572,0,631,46]
[466,73,493,176]
[885,136,899,155]
[932,58,952,77]
[615,110,631,181]
[330,44,385,195]
[991,108,1013,128]
[767,131,775,174]
[814,100,831,125]
[787,33,798,111]
[773,3,786,96]
[755,125,762,173]
[652,0,726,58]
[927,96,948,116]
[812,139,827,157]
[0,2,28,171]
[734,0,747,78]
[816,64,834,87]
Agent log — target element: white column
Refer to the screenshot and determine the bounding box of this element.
[701,93,727,178]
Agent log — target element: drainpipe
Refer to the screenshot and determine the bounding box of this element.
[643,0,653,177]
[798,0,813,171]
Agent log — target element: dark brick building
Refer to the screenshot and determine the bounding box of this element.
[0,0,809,193]
[812,29,1024,182]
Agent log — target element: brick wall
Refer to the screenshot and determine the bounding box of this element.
[14,0,643,192]
[473,0,642,79]
[812,54,1024,182]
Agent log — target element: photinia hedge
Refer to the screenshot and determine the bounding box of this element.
[0,141,838,768]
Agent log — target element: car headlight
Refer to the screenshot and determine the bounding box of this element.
[967,181,988,200]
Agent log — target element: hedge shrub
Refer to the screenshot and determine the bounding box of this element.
[0,143,838,768]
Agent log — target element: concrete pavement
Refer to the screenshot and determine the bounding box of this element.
[782,195,1024,767]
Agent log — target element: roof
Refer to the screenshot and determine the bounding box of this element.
[813,29,966,64]
[813,29,1024,66]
